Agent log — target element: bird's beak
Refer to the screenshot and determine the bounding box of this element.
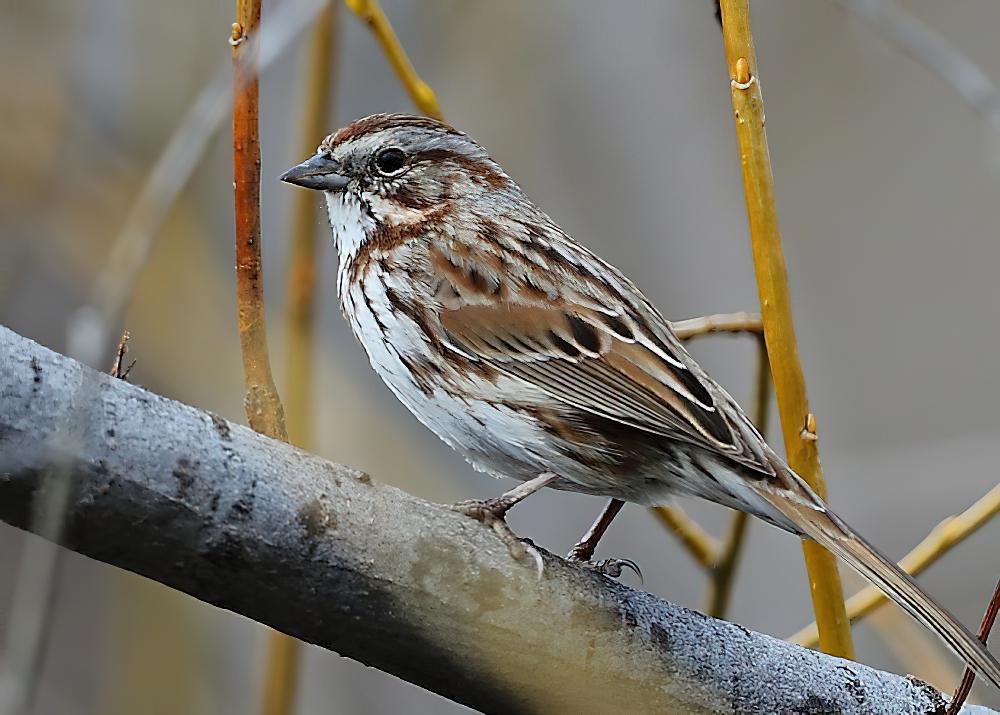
[279,154,349,191]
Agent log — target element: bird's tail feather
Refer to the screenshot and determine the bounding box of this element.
[749,470,1000,690]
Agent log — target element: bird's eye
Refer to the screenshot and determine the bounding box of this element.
[374,148,407,175]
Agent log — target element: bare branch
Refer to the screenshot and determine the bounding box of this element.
[0,326,994,715]
[833,0,1000,134]
[671,311,762,341]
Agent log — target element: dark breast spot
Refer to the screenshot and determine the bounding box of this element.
[384,286,440,348]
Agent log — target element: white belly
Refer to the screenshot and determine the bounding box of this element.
[327,193,555,481]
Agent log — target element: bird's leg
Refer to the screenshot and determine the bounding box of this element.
[567,498,624,562]
[451,472,559,572]
[567,498,642,581]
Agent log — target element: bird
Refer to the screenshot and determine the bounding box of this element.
[280,112,1000,687]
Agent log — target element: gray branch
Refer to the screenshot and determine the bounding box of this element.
[0,326,992,715]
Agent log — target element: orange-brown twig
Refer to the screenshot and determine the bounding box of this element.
[948,577,1000,713]
[109,330,135,381]
[232,0,287,441]
[232,2,294,713]
[719,0,854,658]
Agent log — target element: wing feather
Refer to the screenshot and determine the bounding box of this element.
[430,231,773,475]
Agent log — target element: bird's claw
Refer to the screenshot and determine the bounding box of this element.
[450,499,544,578]
[451,497,508,521]
[591,557,643,582]
[567,551,642,582]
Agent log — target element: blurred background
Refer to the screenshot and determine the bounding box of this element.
[2,0,999,712]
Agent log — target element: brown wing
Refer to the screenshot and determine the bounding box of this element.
[429,235,774,475]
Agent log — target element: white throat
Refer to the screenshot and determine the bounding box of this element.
[325,191,373,264]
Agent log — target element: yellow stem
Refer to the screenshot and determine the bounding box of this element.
[719,0,854,658]
[789,483,1000,648]
[259,630,302,715]
[345,0,442,119]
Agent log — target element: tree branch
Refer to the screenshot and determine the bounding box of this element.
[0,326,992,715]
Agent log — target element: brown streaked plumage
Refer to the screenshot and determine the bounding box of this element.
[281,113,1000,687]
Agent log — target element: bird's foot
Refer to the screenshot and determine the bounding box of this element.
[590,558,643,582]
[451,498,544,577]
[566,546,643,582]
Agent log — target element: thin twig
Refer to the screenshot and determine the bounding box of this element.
[651,506,719,571]
[0,329,130,715]
[719,0,854,658]
[232,2,297,714]
[86,0,329,345]
[232,0,288,441]
[109,330,135,381]
[833,0,1000,134]
[345,0,443,119]
[259,631,300,715]
[948,577,1000,714]
[705,336,770,618]
[672,311,762,341]
[789,482,1000,647]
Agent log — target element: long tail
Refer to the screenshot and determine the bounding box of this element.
[749,464,1000,690]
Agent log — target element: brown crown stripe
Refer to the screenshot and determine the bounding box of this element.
[325,113,464,149]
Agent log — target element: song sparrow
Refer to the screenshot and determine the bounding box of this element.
[281,113,1000,685]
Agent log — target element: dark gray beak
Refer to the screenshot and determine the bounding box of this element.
[279,154,350,191]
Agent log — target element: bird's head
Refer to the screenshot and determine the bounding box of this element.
[280,113,511,230]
